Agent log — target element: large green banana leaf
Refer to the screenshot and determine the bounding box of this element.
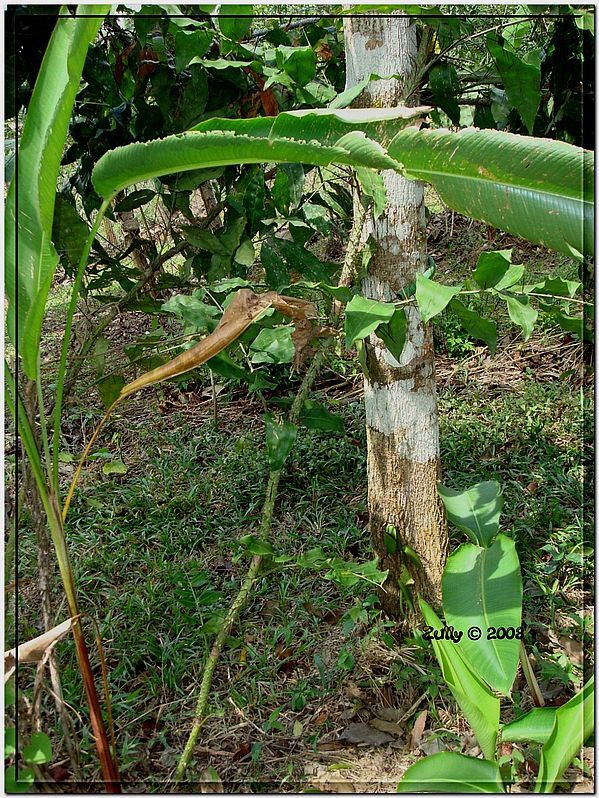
[419,599,500,761]
[442,535,522,696]
[95,110,592,261]
[387,127,593,258]
[5,7,108,379]
[536,677,594,793]
[92,107,424,200]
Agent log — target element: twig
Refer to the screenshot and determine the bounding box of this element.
[173,342,332,783]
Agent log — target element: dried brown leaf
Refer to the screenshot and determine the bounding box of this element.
[5,619,72,683]
[340,723,394,746]
[119,289,327,397]
[410,709,427,750]
[370,718,403,737]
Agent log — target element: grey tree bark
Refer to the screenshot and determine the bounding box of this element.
[343,15,448,617]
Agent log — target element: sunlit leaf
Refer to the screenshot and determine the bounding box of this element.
[443,535,522,696]
[398,751,504,793]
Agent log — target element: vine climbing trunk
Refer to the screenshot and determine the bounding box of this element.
[344,14,448,618]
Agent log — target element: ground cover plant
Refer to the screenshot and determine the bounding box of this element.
[5,4,593,794]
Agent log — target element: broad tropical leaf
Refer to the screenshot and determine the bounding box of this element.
[93,108,426,201]
[398,751,505,793]
[536,677,594,793]
[5,6,108,377]
[419,599,500,760]
[388,128,593,258]
[438,480,503,547]
[501,708,557,745]
[442,535,523,696]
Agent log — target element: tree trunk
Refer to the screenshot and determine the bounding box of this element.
[344,15,448,618]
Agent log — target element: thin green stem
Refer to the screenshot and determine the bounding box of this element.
[174,339,333,783]
[52,198,111,492]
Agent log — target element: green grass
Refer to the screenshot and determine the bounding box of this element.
[12,215,591,789]
[14,358,590,787]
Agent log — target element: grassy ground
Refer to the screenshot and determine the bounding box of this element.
[12,216,593,792]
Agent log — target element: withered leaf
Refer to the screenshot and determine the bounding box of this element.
[120,289,327,398]
[370,718,403,737]
[5,619,72,683]
[410,709,428,750]
[340,723,394,746]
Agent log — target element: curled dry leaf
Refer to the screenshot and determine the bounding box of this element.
[5,619,72,683]
[120,289,328,399]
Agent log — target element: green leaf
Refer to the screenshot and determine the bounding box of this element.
[536,677,594,793]
[419,599,500,760]
[94,108,424,201]
[345,295,395,347]
[531,276,581,298]
[240,535,274,556]
[398,751,505,793]
[261,245,290,290]
[102,459,128,476]
[375,307,407,362]
[387,127,593,258]
[4,766,35,793]
[429,62,461,126]
[272,163,304,215]
[299,400,344,433]
[487,35,540,133]
[438,480,503,547]
[250,327,295,364]
[5,727,16,757]
[538,302,587,340]
[5,7,108,377]
[442,535,522,696]
[22,731,52,765]
[493,265,524,290]
[274,239,336,284]
[449,299,497,355]
[302,203,330,234]
[264,414,297,472]
[276,45,316,87]
[473,250,512,289]
[177,64,209,129]
[501,708,557,745]
[415,274,462,324]
[161,292,219,332]
[355,168,387,219]
[329,74,376,109]
[97,374,126,409]
[505,295,538,341]
[174,27,213,73]
[52,195,90,268]
[218,5,253,41]
[114,188,156,212]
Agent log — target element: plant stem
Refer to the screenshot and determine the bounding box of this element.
[52,199,110,492]
[174,341,331,783]
[6,369,121,789]
[519,641,545,708]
